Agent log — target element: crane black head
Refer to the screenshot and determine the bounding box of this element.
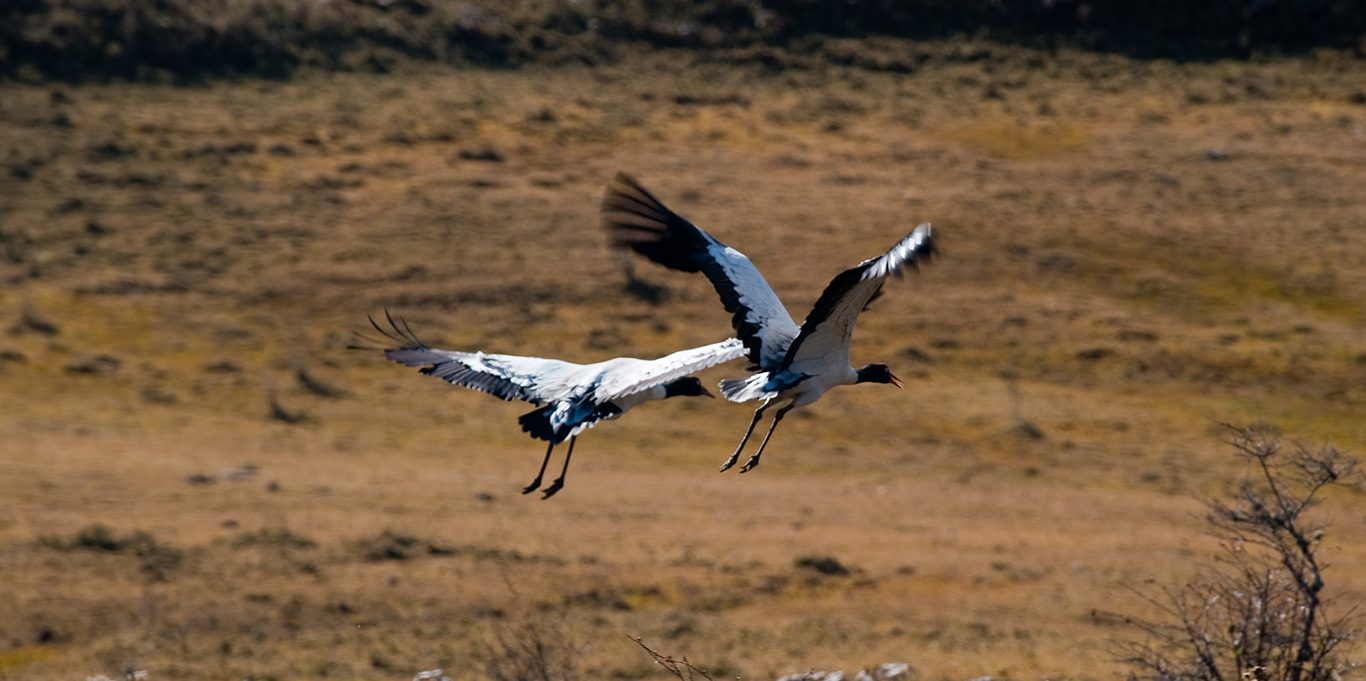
[856,363,903,388]
[663,376,715,399]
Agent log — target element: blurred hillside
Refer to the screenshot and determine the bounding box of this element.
[2,0,1365,81]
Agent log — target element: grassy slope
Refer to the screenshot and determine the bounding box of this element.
[1,45,1364,680]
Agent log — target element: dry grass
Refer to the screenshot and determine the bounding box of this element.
[1,43,1365,680]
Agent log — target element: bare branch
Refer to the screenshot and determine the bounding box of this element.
[631,636,716,681]
[1119,426,1361,681]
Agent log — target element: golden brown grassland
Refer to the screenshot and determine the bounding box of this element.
[1,43,1365,680]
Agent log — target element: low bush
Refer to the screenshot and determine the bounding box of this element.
[1120,426,1361,681]
[39,523,185,581]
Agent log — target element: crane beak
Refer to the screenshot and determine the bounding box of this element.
[890,373,903,389]
[700,386,717,398]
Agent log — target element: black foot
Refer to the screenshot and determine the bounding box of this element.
[739,456,761,473]
[719,454,740,472]
[521,477,542,495]
[540,478,565,499]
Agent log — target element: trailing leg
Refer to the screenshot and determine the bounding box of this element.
[740,404,794,473]
[522,441,555,494]
[720,403,770,472]
[541,437,577,499]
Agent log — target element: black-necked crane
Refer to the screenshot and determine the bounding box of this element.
[359,311,745,498]
[601,173,937,474]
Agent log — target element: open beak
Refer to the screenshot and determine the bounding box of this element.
[700,386,716,398]
[890,373,903,389]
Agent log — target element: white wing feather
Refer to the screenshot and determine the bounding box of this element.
[382,346,597,404]
[602,173,800,369]
[594,338,746,401]
[703,242,801,368]
[783,224,935,369]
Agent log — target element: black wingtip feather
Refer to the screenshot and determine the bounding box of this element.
[601,173,711,274]
[779,226,938,368]
[603,173,788,368]
[350,309,428,351]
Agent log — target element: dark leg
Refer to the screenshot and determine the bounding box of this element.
[540,437,577,499]
[740,404,794,473]
[719,403,770,472]
[522,441,556,494]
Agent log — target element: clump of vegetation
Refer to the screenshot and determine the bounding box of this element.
[1121,425,1361,681]
[39,523,185,581]
[482,618,583,681]
[295,367,349,399]
[267,388,309,424]
[230,527,317,550]
[12,304,59,336]
[795,554,853,576]
[352,529,456,561]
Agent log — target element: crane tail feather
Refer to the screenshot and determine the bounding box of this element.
[718,373,777,403]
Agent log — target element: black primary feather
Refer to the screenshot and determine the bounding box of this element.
[361,310,537,404]
[350,309,428,351]
[602,173,786,368]
[419,362,528,402]
[601,173,712,274]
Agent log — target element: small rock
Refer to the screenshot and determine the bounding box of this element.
[268,391,308,424]
[1008,420,1046,441]
[778,672,844,681]
[296,368,348,398]
[856,663,913,681]
[457,145,504,163]
[221,463,258,481]
[1117,329,1158,342]
[412,669,452,681]
[141,386,178,405]
[1077,347,1114,361]
[15,306,59,336]
[795,555,852,576]
[900,346,932,363]
[64,354,121,375]
[203,360,241,373]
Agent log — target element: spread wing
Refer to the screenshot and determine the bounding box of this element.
[594,338,747,401]
[781,224,937,369]
[601,173,800,369]
[357,311,590,404]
